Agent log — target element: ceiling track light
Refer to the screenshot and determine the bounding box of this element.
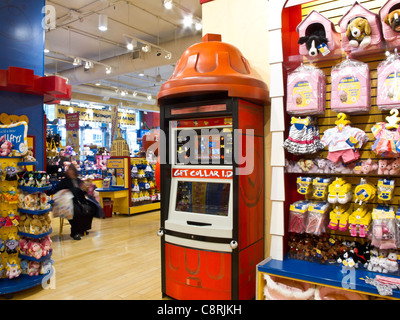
[142,45,151,53]
[98,13,108,32]
[164,52,172,60]
[44,48,50,53]
[163,0,173,10]
[105,66,112,74]
[73,58,81,66]
[195,21,202,31]
[183,15,193,28]
[147,94,152,100]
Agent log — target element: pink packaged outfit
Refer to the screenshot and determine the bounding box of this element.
[338,1,384,56]
[379,0,400,49]
[286,64,326,115]
[296,10,342,60]
[377,51,400,110]
[331,58,371,113]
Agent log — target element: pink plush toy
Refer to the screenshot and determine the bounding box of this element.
[389,158,400,175]
[315,158,331,173]
[19,238,29,255]
[361,159,378,174]
[28,261,41,276]
[378,159,391,175]
[28,241,43,260]
[0,140,12,156]
[40,236,52,256]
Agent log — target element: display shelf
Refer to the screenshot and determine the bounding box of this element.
[17,161,38,166]
[130,201,160,215]
[257,257,400,299]
[18,185,51,193]
[0,273,50,296]
[17,208,51,215]
[19,249,52,262]
[17,228,52,239]
[286,172,400,178]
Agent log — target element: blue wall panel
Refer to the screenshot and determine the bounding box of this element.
[0,0,45,169]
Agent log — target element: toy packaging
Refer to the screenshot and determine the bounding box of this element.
[371,205,397,250]
[380,1,400,48]
[371,109,400,157]
[330,59,371,113]
[348,206,372,237]
[283,116,324,155]
[354,178,376,205]
[327,178,353,204]
[305,202,330,235]
[377,51,400,110]
[286,64,326,115]
[289,201,310,234]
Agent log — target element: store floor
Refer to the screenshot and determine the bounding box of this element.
[5,211,163,300]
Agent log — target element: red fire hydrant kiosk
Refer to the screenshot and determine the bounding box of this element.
[157,34,269,300]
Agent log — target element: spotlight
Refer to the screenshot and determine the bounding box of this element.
[132,91,137,97]
[164,52,172,60]
[121,90,127,97]
[98,14,108,32]
[95,81,101,86]
[105,66,112,74]
[139,72,145,77]
[163,0,173,10]
[73,58,81,66]
[84,61,93,71]
[142,45,151,53]
[195,21,202,31]
[183,15,193,28]
[147,94,152,100]
[127,42,134,51]
[44,48,50,53]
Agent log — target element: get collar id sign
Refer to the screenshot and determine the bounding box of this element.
[172,168,233,179]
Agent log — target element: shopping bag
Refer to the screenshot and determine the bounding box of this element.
[52,189,74,219]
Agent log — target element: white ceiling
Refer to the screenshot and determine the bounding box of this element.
[45,0,203,106]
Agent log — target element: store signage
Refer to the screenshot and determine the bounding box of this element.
[55,105,136,126]
[172,168,233,179]
[0,121,28,155]
[65,113,79,131]
[107,158,125,169]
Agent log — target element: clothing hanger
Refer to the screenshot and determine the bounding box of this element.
[385,109,400,129]
[291,116,311,126]
[335,113,351,130]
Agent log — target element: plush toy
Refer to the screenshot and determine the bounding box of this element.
[5,234,19,254]
[27,261,41,276]
[0,139,13,156]
[22,146,36,162]
[40,236,52,256]
[20,260,29,275]
[346,17,372,49]
[384,9,400,32]
[6,258,21,279]
[28,240,43,259]
[385,252,399,273]
[315,158,331,173]
[331,161,353,174]
[378,159,391,175]
[19,238,29,255]
[40,258,54,274]
[389,158,400,175]
[298,29,329,57]
[298,159,318,173]
[361,159,378,174]
[30,215,42,235]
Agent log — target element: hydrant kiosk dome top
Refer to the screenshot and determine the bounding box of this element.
[157,34,269,105]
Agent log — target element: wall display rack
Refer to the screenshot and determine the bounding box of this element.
[259,0,400,300]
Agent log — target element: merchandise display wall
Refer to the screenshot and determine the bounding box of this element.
[259,0,400,300]
[0,0,46,171]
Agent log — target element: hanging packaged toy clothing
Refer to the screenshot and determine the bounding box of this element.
[331,58,371,113]
[312,177,331,199]
[288,201,310,234]
[348,206,372,237]
[286,64,326,115]
[283,116,324,155]
[377,179,395,201]
[321,113,369,163]
[377,50,400,110]
[328,205,352,232]
[371,109,400,157]
[371,205,397,250]
[327,177,353,204]
[354,178,376,205]
[296,176,313,195]
[305,202,330,235]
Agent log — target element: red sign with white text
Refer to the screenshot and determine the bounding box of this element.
[172,168,233,179]
[65,113,79,131]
